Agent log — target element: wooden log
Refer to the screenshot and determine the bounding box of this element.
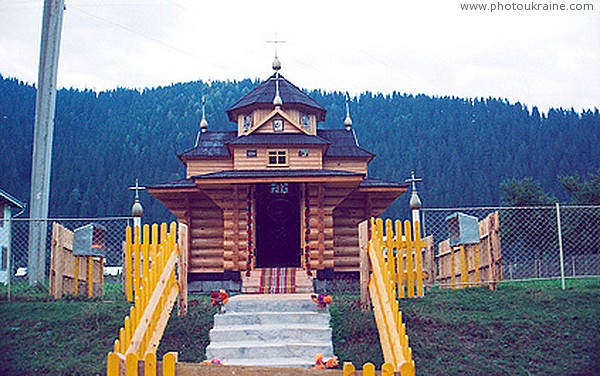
[189,258,224,268]
[191,238,224,248]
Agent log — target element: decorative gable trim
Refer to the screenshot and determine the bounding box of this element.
[243,108,310,136]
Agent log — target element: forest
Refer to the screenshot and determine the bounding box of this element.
[0,74,599,222]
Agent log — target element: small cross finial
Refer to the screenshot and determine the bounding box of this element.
[200,95,208,132]
[128,179,146,200]
[344,92,353,131]
[406,171,423,211]
[405,171,423,192]
[266,33,286,57]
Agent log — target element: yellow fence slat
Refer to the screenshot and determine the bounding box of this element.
[125,226,133,302]
[362,363,375,376]
[106,352,119,376]
[126,352,138,376]
[144,352,156,376]
[163,352,178,376]
[342,362,356,375]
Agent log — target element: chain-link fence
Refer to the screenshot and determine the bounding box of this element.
[0,217,132,300]
[421,205,600,287]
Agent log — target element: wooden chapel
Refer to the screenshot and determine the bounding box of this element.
[148,58,408,291]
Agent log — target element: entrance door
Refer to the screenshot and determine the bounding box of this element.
[255,183,300,268]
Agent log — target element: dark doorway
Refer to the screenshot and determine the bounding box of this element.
[255,183,301,267]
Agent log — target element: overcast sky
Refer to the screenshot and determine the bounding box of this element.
[1,0,599,112]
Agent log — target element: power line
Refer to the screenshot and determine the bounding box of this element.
[68,4,204,61]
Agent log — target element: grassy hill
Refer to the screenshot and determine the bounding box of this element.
[1,279,598,375]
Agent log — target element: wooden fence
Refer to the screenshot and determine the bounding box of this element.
[108,352,405,376]
[49,222,104,299]
[436,212,502,290]
[107,222,188,375]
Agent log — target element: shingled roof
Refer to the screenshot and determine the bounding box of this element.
[226,133,330,146]
[179,131,237,159]
[192,169,364,180]
[226,73,327,122]
[180,129,374,159]
[317,129,375,159]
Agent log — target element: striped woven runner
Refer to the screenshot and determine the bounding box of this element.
[259,268,297,294]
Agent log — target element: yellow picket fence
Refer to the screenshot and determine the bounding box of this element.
[119,357,404,375]
[367,217,428,375]
[107,222,188,376]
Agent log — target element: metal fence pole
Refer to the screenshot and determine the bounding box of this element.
[556,203,566,290]
[7,218,12,302]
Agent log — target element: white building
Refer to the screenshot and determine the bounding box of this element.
[0,188,24,284]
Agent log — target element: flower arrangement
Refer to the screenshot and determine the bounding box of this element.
[310,293,332,309]
[201,358,222,365]
[210,289,229,313]
[313,354,339,369]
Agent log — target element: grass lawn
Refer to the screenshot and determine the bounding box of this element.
[1,278,598,375]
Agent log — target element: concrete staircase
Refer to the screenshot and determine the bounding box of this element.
[241,268,314,294]
[206,294,334,368]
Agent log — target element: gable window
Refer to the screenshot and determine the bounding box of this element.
[272,119,284,132]
[267,150,288,166]
[300,113,311,130]
[243,114,252,132]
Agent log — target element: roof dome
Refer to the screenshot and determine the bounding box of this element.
[409,192,422,210]
[272,56,281,71]
[131,200,143,217]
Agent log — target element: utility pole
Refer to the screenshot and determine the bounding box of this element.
[28,0,65,285]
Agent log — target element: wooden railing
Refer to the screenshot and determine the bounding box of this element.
[365,217,430,375]
[107,222,188,375]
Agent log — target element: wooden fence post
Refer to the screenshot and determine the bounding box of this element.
[359,220,370,311]
[178,222,189,316]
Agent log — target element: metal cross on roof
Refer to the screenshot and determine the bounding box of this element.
[128,178,146,200]
[266,33,286,57]
[405,171,422,192]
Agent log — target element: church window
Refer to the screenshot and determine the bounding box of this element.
[267,150,287,166]
[300,113,311,130]
[243,114,252,131]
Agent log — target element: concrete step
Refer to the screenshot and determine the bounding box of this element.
[209,325,332,343]
[212,357,318,368]
[206,341,334,360]
[206,293,333,368]
[214,311,329,326]
[226,293,320,313]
